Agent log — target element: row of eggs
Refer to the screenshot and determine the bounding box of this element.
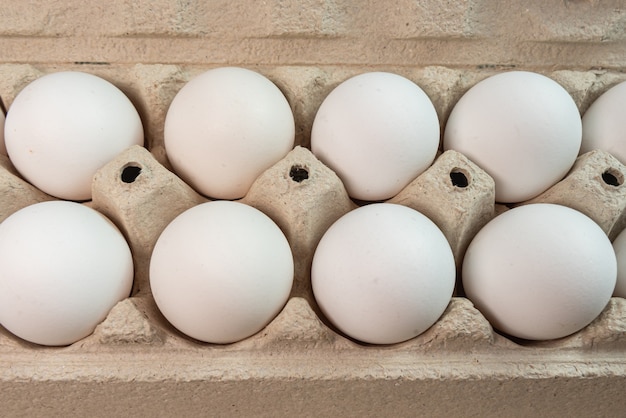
[0,68,625,347]
[1,68,626,203]
[0,197,622,347]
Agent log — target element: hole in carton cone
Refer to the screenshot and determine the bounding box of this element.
[289,165,309,182]
[601,168,623,187]
[450,168,469,188]
[121,164,142,183]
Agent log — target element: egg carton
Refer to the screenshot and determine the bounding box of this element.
[1,64,626,416]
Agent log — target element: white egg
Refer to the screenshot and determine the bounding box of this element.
[0,201,134,346]
[311,72,440,201]
[4,71,144,201]
[150,201,294,344]
[311,203,455,345]
[443,71,582,203]
[164,67,295,200]
[611,227,626,298]
[463,203,616,341]
[581,81,626,164]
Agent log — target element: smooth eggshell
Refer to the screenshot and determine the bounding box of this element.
[4,71,144,201]
[611,227,626,298]
[443,71,582,203]
[164,67,295,200]
[0,201,134,346]
[311,72,440,201]
[150,201,294,344]
[463,203,616,341]
[311,203,455,345]
[581,81,626,164]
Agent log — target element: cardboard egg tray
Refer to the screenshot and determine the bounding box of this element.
[1,64,626,416]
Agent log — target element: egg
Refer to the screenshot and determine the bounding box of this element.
[311,72,440,201]
[581,80,626,164]
[4,71,144,201]
[149,201,294,344]
[0,201,134,346]
[311,203,455,345]
[443,71,582,203]
[463,203,616,341]
[164,67,295,200]
[611,227,626,298]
